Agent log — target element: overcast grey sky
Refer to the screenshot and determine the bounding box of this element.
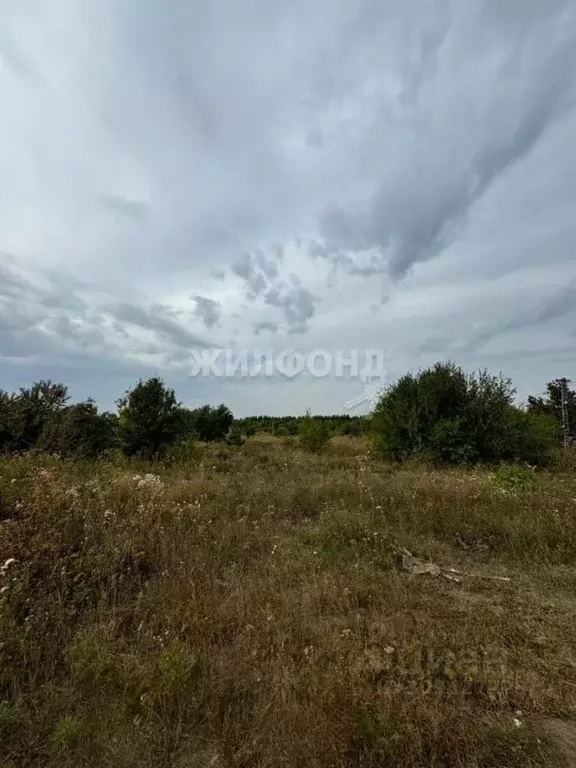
[1,0,575,415]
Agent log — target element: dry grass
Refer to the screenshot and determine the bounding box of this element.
[1,437,576,767]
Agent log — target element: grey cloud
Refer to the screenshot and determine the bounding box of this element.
[468,280,576,352]
[0,26,37,80]
[231,253,252,281]
[0,255,214,366]
[253,320,279,335]
[104,301,212,351]
[100,195,149,221]
[0,259,86,311]
[477,344,576,367]
[308,241,329,261]
[417,336,458,357]
[264,285,320,333]
[247,273,267,298]
[0,327,52,360]
[254,249,279,280]
[0,262,34,300]
[319,4,576,279]
[231,249,281,298]
[398,0,451,106]
[0,262,84,359]
[44,315,108,350]
[192,294,221,328]
[40,292,86,311]
[2,1,576,412]
[271,244,285,262]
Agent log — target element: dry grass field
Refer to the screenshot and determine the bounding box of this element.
[1,437,576,767]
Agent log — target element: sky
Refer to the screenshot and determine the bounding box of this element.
[1,0,575,416]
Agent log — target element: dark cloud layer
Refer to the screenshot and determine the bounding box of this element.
[1,0,575,413]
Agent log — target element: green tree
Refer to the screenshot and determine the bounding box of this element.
[40,401,118,459]
[0,390,13,453]
[373,362,557,465]
[5,381,68,452]
[118,377,182,459]
[185,404,234,442]
[528,378,575,444]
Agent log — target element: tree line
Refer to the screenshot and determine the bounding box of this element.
[235,414,371,438]
[0,364,574,464]
[0,378,234,460]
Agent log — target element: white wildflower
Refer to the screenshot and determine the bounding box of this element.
[136,473,164,491]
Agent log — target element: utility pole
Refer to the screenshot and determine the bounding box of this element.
[558,378,571,450]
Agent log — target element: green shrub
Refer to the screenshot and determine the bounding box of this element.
[225,425,245,446]
[493,464,537,495]
[51,714,87,753]
[164,438,203,466]
[299,414,330,453]
[39,402,118,459]
[184,404,234,442]
[373,362,558,465]
[0,381,68,453]
[366,432,388,459]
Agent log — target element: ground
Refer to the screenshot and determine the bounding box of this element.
[1,436,576,767]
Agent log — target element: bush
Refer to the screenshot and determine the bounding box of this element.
[0,381,68,453]
[39,402,118,459]
[503,410,560,466]
[493,464,537,495]
[225,425,245,447]
[184,404,234,442]
[299,414,330,453]
[373,362,558,465]
[164,438,203,466]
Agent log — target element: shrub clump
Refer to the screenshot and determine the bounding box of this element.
[299,414,330,453]
[372,362,559,465]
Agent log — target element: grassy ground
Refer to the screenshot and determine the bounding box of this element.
[1,437,576,767]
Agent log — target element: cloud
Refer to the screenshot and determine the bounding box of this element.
[253,321,279,336]
[192,294,221,328]
[100,195,149,221]
[467,280,576,353]
[102,301,213,352]
[319,4,576,279]
[230,250,282,299]
[0,256,213,368]
[0,24,37,80]
[1,0,575,413]
[264,283,320,334]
